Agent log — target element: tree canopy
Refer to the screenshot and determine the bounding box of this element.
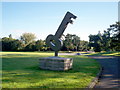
[1,21,119,52]
[20,33,36,45]
[89,22,120,52]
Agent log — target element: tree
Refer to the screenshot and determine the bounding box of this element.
[100,30,111,51]
[79,40,88,51]
[9,40,23,51]
[109,22,120,51]
[64,34,73,51]
[20,33,36,46]
[2,37,14,51]
[89,32,102,52]
[2,37,23,51]
[89,22,120,52]
[72,35,80,51]
[24,42,36,51]
[62,34,81,51]
[35,39,45,51]
[9,34,12,38]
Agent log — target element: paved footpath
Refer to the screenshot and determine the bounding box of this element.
[88,56,120,88]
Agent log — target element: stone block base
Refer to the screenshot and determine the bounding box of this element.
[39,57,73,71]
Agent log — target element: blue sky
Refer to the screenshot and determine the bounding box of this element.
[2,2,118,41]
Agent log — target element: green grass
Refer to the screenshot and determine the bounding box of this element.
[86,51,120,56]
[1,52,100,88]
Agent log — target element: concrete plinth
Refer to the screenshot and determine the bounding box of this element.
[39,57,73,71]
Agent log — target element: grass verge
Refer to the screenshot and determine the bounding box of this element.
[1,52,100,88]
[85,51,120,56]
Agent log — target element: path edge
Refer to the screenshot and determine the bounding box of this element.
[86,56,103,88]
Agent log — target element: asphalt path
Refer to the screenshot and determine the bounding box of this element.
[59,53,120,88]
[88,56,120,88]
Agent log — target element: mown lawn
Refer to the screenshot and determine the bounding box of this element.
[86,51,120,56]
[1,52,100,88]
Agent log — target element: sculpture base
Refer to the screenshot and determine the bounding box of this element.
[39,57,73,71]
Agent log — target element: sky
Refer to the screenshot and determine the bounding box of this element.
[2,2,118,41]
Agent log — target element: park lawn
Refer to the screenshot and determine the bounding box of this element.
[1,52,100,88]
[86,51,120,56]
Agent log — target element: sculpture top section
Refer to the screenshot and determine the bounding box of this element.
[55,11,77,39]
[46,11,77,56]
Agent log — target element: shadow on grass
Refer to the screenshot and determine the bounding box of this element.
[2,54,100,88]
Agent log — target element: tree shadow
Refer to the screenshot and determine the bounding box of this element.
[2,54,100,88]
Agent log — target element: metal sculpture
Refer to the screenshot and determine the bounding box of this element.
[46,11,77,56]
